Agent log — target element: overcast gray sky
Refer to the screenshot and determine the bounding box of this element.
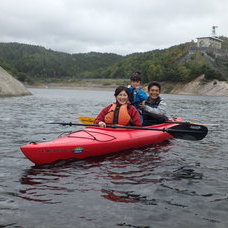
[1,0,227,55]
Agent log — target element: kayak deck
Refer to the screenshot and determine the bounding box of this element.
[20,120,182,165]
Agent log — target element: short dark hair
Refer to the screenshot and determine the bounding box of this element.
[114,86,130,97]
[148,81,161,91]
[130,71,142,82]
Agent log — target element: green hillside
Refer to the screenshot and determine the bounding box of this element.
[93,40,228,82]
[220,36,228,48]
[0,40,227,84]
[96,43,193,81]
[0,42,123,83]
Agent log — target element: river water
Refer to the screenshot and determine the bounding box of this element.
[0,88,228,228]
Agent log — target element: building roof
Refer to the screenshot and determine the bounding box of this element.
[196,36,223,42]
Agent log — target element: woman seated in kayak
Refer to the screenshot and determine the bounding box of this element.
[94,86,142,127]
[139,81,168,126]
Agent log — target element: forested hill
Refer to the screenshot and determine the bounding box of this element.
[0,38,228,84]
[98,36,228,82]
[0,42,123,83]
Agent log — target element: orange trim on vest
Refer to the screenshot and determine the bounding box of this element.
[104,103,131,125]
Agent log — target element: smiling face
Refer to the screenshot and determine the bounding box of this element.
[116,90,129,104]
[131,80,141,88]
[148,85,160,100]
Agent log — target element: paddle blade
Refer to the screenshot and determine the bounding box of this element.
[168,124,208,141]
[78,116,95,124]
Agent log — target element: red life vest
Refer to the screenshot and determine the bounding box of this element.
[104,103,131,125]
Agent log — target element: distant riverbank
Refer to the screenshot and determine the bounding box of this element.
[2,63,227,97]
[26,79,128,91]
[161,75,228,96]
[26,76,228,96]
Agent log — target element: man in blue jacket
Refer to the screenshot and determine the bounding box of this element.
[127,72,148,117]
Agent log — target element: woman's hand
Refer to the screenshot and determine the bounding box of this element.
[139,104,145,109]
[98,121,106,127]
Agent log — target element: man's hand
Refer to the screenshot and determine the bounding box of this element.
[98,121,106,127]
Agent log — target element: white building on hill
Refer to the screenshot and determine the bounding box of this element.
[196,36,223,49]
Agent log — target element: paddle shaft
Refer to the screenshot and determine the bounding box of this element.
[49,122,206,134]
[78,116,215,126]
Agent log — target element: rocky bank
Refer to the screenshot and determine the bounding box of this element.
[161,75,228,96]
[34,75,228,96]
[0,66,32,97]
[1,65,228,97]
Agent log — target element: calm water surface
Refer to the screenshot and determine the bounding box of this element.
[0,88,228,228]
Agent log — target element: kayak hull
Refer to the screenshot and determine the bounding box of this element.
[20,119,183,165]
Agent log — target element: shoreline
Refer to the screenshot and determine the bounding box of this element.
[26,75,228,96]
[25,80,126,91]
[26,84,117,91]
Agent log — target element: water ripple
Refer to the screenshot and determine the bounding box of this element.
[0,89,228,227]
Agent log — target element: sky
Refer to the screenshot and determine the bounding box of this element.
[1,0,228,55]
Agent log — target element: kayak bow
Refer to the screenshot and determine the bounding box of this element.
[20,117,208,165]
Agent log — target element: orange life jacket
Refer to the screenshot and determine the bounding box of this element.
[104,103,131,125]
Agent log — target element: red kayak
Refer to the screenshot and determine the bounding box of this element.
[20,117,208,165]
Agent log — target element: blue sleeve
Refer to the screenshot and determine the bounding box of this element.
[137,89,148,101]
[127,86,134,93]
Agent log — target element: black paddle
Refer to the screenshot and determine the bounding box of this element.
[48,122,208,141]
[165,121,218,126]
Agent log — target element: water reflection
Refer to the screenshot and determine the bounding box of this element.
[19,166,72,204]
[18,141,175,204]
[18,140,205,207]
[101,189,157,204]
